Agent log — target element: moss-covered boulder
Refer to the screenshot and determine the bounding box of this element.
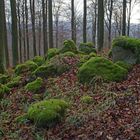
[6,76,21,88]
[32,56,45,66]
[33,55,71,78]
[0,84,10,99]
[27,99,69,127]
[78,52,97,67]
[79,42,96,54]
[59,40,78,53]
[81,95,93,104]
[15,60,38,75]
[60,51,76,57]
[0,74,10,84]
[46,48,60,60]
[25,77,43,93]
[112,36,140,64]
[78,57,128,84]
[115,61,132,71]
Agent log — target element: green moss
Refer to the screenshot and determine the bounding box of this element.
[15,60,38,75]
[0,74,10,84]
[60,51,76,57]
[78,57,128,84]
[108,50,112,58]
[0,84,10,99]
[78,53,97,67]
[79,42,96,54]
[32,56,45,66]
[25,77,43,93]
[33,55,70,78]
[27,99,69,127]
[115,61,132,71]
[81,95,93,104]
[112,36,140,52]
[59,40,78,53]
[6,76,21,88]
[46,48,60,60]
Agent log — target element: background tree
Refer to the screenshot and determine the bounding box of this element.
[0,0,6,73]
[122,0,126,35]
[83,0,87,43]
[48,0,54,48]
[97,0,104,51]
[71,0,76,43]
[10,0,18,66]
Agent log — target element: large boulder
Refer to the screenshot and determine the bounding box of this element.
[78,57,128,84]
[79,42,96,54]
[59,40,78,53]
[27,99,69,127]
[111,36,140,64]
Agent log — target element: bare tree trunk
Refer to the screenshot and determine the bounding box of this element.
[17,1,22,63]
[10,0,19,66]
[71,0,76,43]
[83,0,87,43]
[25,0,30,59]
[127,0,132,36]
[22,0,26,61]
[0,0,6,73]
[97,0,104,52]
[48,0,54,48]
[30,0,37,56]
[42,0,48,54]
[122,0,126,35]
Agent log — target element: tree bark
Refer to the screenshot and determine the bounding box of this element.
[0,0,6,73]
[97,0,104,52]
[48,0,54,48]
[83,0,87,43]
[10,0,19,66]
[122,0,126,36]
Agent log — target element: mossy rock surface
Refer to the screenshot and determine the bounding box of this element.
[6,76,22,88]
[32,56,45,66]
[33,55,71,78]
[15,61,38,75]
[27,99,69,127]
[81,95,93,104]
[115,61,133,71]
[60,51,76,57]
[0,84,10,100]
[25,77,43,93]
[0,74,10,84]
[112,36,140,64]
[79,42,96,54]
[78,57,128,84]
[46,48,60,60]
[59,40,78,53]
[78,53,97,67]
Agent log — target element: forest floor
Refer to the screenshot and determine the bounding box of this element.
[1,60,140,139]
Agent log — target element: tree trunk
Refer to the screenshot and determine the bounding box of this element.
[127,0,132,36]
[30,0,37,56]
[0,0,6,73]
[25,0,30,59]
[42,0,48,54]
[10,0,19,66]
[71,0,76,43]
[48,0,54,48]
[122,0,126,36]
[17,1,22,63]
[83,0,87,43]
[97,0,104,52]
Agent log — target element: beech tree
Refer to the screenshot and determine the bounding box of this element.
[97,0,104,51]
[10,0,19,66]
[0,0,6,73]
